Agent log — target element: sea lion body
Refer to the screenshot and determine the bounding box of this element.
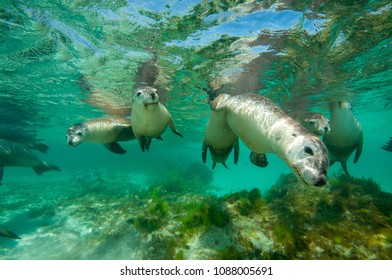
[323,101,363,175]
[0,124,49,153]
[66,117,135,154]
[131,86,183,151]
[0,139,60,185]
[211,94,329,187]
[289,111,330,136]
[202,110,239,169]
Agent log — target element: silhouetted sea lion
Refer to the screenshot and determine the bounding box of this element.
[0,124,49,153]
[0,139,60,185]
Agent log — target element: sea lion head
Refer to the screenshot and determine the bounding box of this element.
[132,86,159,108]
[289,136,329,187]
[66,123,88,146]
[329,101,352,112]
[301,113,330,136]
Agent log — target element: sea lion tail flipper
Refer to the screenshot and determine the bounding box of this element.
[31,143,50,153]
[168,120,183,138]
[201,142,208,163]
[137,136,151,152]
[0,226,21,239]
[222,162,229,169]
[104,142,127,154]
[353,136,363,164]
[33,163,61,175]
[233,139,239,165]
[341,162,350,176]
[0,166,3,186]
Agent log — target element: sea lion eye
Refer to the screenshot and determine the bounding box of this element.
[136,91,142,97]
[76,132,83,136]
[309,121,315,126]
[304,146,314,156]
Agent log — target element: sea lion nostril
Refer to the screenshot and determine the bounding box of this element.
[314,177,327,187]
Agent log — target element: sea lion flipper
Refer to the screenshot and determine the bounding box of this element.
[168,120,183,138]
[31,143,49,153]
[222,162,229,169]
[0,167,3,186]
[353,136,363,164]
[0,226,21,239]
[341,162,350,176]
[104,142,127,154]
[201,142,208,163]
[137,136,151,152]
[33,163,61,175]
[233,139,239,165]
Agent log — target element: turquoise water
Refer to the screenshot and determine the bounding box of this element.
[1,0,392,259]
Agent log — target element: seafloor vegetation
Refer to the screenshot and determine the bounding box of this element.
[0,166,391,260]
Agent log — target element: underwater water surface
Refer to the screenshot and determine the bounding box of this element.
[0,0,392,259]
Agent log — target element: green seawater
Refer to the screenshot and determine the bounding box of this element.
[0,0,391,259]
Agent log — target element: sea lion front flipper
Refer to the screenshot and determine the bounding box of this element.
[30,142,50,153]
[233,138,239,165]
[353,136,363,164]
[0,226,21,239]
[0,166,3,186]
[249,152,269,168]
[168,120,183,138]
[104,142,127,154]
[201,142,208,163]
[341,161,350,176]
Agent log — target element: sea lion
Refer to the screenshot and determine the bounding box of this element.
[249,111,330,168]
[131,86,183,151]
[0,124,49,153]
[211,94,329,187]
[381,137,392,152]
[289,111,330,136]
[202,110,239,169]
[66,117,135,154]
[323,101,363,175]
[0,226,21,239]
[0,139,60,185]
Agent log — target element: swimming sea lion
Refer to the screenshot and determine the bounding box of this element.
[381,137,392,152]
[0,139,60,185]
[289,111,330,136]
[211,94,329,187]
[202,110,239,169]
[249,111,330,168]
[0,124,49,153]
[323,101,363,175]
[66,117,135,154]
[131,86,183,151]
[0,226,21,239]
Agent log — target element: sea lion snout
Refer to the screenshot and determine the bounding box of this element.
[314,175,327,187]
